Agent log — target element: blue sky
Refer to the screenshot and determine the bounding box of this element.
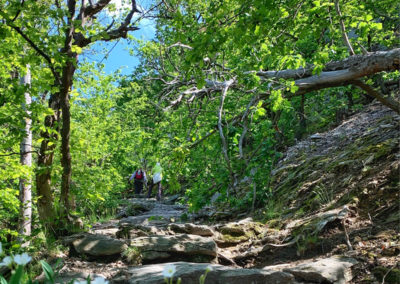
[81,0,156,75]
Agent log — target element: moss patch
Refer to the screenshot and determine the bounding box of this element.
[373,267,400,283]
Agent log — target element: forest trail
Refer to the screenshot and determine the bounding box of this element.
[52,102,399,284]
[54,198,358,284]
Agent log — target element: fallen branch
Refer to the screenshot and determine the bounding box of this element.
[351,79,400,113]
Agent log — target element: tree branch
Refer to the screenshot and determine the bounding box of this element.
[351,79,400,113]
[80,0,112,19]
[11,0,25,22]
[75,0,141,47]
[0,151,37,157]
[8,24,61,84]
[334,0,355,56]
[255,49,400,81]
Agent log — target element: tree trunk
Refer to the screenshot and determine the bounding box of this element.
[59,4,77,217]
[60,62,75,216]
[296,95,306,140]
[19,65,32,239]
[36,94,59,231]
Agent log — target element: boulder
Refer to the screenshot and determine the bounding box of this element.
[129,234,217,263]
[169,223,214,237]
[112,262,294,284]
[264,256,358,284]
[64,234,127,260]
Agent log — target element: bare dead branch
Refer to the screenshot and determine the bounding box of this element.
[167,42,193,50]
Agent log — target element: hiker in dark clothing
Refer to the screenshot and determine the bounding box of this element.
[129,168,147,194]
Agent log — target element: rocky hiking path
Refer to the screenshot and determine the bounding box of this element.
[53,102,399,284]
[55,197,360,284]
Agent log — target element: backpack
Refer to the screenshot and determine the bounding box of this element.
[135,170,143,180]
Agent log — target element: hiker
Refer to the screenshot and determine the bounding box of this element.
[129,168,147,195]
[147,162,163,200]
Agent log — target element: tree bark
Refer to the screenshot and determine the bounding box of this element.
[19,64,32,238]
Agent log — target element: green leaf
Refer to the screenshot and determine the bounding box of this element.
[0,276,8,284]
[71,45,83,54]
[9,265,24,284]
[313,1,320,7]
[290,85,299,94]
[41,260,55,283]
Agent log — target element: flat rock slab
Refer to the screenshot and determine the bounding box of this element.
[113,262,294,284]
[169,223,214,236]
[264,255,358,284]
[119,202,186,227]
[129,234,217,263]
[90,228,119,237]
[117,223,166,239]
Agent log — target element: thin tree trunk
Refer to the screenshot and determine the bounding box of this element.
[217,80,235,197]
[296,95,306,140]
[19,65,32,239]
[60,64,74,215]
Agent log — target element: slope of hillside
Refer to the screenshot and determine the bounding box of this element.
[260,101,399,282]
